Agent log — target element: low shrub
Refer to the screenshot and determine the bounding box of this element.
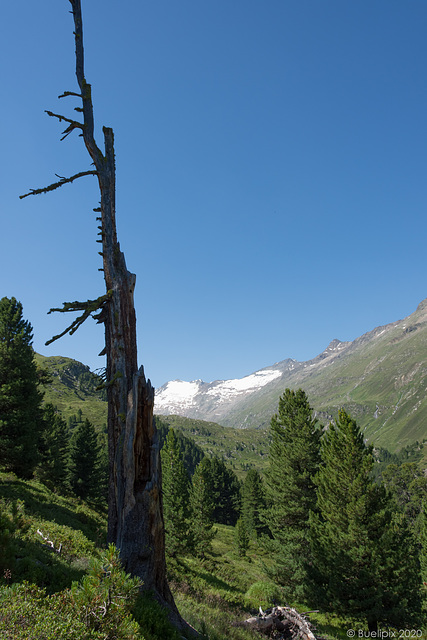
[0,582,96,640]
[132,591,185,640]
[243,580,282,610]
[0,545,143,640]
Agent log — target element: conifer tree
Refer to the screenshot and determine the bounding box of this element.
[419,503,427,583]
[69,418,100,500]
[235,517,250,557]
[189,458,216,558]
[161,429,192,556]
[310,409,421,631]
[39,403,69,489]
[264,388,321,600]
[205,457,241,525]
[241,469,268,539]
[156,418,204,476]
[381,461,427,531]
[379,510,422,627]
[97,429,109,502]
[0,297,44,478]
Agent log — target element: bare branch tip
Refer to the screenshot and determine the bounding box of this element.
[20,170,97,199]
[58,90,82,100]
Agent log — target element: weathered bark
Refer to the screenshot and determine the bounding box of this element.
[20,0,180,620]
[66,0,178,613]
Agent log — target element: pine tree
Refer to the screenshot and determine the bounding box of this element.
[0,297,44,478]
[39,404,69,489]
[419,503,427,583]
[189,458,216,558]
[379,510,422,628]
[241,469,268,539]
[381,461,427,531]
[69,418,100,500]
[97,428,109,502]
[156,418,204,476]
[205,457,241,525]
[161,429,192,556]
[264,388,321,600]
[235,517,250,557]
[310,409,421,631]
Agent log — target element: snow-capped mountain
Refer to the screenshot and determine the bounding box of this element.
[155,299,427,450]
[155,367,284,422]
[154,339,350,428]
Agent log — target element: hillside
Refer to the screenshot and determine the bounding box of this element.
[0,471,361,639]
[34,355,269,476]
[36,298,427,453]
[155,299,427,451]
[157,415,270,477]
[34,354,107,429]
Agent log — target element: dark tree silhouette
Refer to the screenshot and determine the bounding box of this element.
[0,297,44,478]
[21,0,181,623]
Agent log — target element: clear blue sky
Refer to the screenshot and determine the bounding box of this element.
[1,1,426,388]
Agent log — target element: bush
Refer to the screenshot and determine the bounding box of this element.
[0,499,97,592]
[67,544,141,637]
[243,580,282,609]
[0,499,17,575]
[0,582,93,640]
[0,545,143,639]
[132,591,185,640]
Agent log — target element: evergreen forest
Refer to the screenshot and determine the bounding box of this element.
[1,296,427,639]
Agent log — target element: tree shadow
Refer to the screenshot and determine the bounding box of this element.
[4,536,87,594]
[176,558,240,595]
[0,477,106,546]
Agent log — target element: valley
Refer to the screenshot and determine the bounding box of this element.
[37,298,427,454]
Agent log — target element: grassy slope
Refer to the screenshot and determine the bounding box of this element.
[0,472,361,639]
[307,319,427,450]
[218,301,427,451]
[0,472,107,593]
[36,298,427,456]
[35,354,270,476]
[34,354,107,429]
[169,525,361,640]
[157,415,270,478]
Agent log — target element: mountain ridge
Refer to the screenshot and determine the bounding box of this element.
[35,299,427,452]
[155,299,427,450]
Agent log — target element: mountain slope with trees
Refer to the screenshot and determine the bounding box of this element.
[34,354,107,429]
[155,299,427,451]
[2,301,426,636]
[35,297,427,456]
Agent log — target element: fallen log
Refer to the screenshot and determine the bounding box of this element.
[242,605,321,640]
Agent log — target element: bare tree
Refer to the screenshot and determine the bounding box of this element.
[21,0,181,623]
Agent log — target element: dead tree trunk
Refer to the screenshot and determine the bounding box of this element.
[21,0,179,621]
[242,606,322,640]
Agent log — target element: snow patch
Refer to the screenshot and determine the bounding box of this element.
[155,380,201,409]
[207,369,281,399]
[154,368,283,415]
